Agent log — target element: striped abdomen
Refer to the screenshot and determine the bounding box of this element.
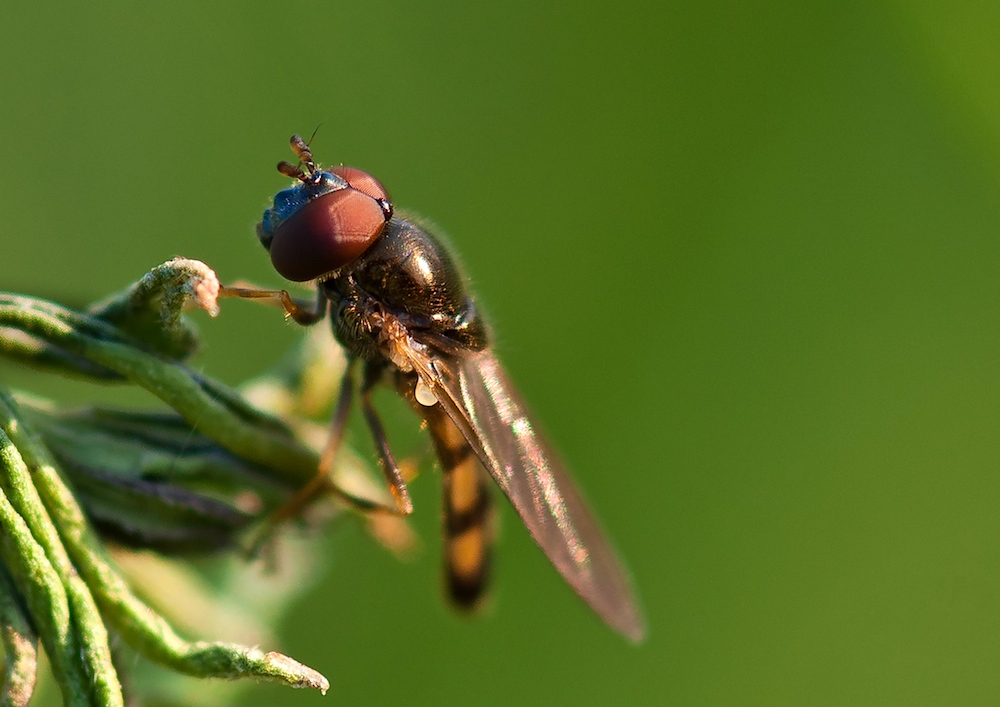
[422,401,494,609]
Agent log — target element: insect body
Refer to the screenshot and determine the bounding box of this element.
[233,135,645,641]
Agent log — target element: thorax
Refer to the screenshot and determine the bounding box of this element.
[320,216,488,366]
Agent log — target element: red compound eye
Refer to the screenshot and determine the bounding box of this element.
[332,165,390,202]
[268,186,387,282]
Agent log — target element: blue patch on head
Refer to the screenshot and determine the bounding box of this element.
[258,171,350,243]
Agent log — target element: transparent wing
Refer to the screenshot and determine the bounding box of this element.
[407,346,646,641]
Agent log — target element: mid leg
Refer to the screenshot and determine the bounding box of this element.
[360,363,414,515]
[262,360,409,536]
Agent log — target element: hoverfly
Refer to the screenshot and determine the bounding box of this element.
[224,135,645,641]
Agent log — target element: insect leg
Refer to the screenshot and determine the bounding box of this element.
[359,362,414,515]
[262,360,407,540]
[218,283,328,325]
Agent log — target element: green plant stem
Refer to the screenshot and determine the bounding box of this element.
[0,393,329,694]
[0,564,38,707]
[0,262,334,700]
[0,295,319,485]
[0,429,90,707]
[0,395,123,707]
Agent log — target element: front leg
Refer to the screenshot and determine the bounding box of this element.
[218,283,328,326]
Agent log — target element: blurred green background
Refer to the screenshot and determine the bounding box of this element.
[3,1,1000,704]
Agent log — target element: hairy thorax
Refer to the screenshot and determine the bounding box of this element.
[320,216,488,367]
